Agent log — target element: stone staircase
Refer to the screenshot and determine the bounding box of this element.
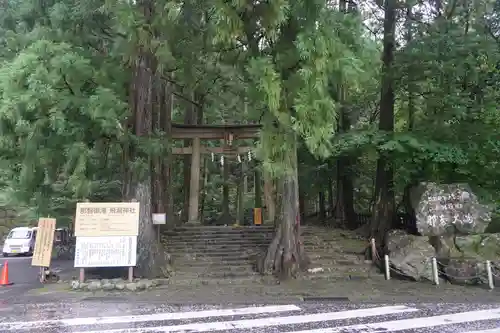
[163,226,274,281]
[163,225,381,283]
[301,226,382,280]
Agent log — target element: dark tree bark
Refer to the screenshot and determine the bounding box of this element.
[334,0,356,229]
[318,189,326,220]
[327,171,334,217]
[199,157,208,222]
[254,165,262,209]
[299,190,306,222]
[161,83,174,226]
[127,55,170,278]
[263,172,276,224]
[335,156,356,228]
[240,9,308,279]
[222,156,230,216]
[369,0,397,253]
[124,0,170,278]
[237,161,246,224]
[257,134,309,278]
[151,76,165,215]
[181,100,196,223]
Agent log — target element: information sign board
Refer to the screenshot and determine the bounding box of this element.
[75,202,140,237]
[74,236,137,267]
[32,218,56,267]
[152,213,166,225]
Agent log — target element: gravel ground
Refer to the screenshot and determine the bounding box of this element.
[12,275,500,305]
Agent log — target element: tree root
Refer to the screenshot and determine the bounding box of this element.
[257,224,309,280]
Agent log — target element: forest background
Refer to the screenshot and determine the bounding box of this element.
[0,0,499,277]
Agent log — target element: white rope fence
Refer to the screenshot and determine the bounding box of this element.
[371,238,496,290]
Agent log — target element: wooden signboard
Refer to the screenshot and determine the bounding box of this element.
[74,202,140,237]
[31,218,56,267]
[253,208,262,225]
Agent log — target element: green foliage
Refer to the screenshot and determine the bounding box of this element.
[0,0,499,225]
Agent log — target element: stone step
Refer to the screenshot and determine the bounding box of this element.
[165,235,274,243]
[166,243,360,252]
[166,239,342,246]
[171,253,257,261]
[162,224,374,283]
[167,245,358,255]
[167,242,269,248]
[165,229,274,235]
[167,243,271,249]
[164,228,360,239]
[166,234,351,242]
[304,245,360,250]
[164,232,275,238]
[171,254,255,263]
[167,226,275,230]
[165,229,274,233]
[166,236,273,242]
[167,248,267,256]
[166,240,271,247]
[165,225,355,234]
[174,260,253,269]
[174,260,253,268]
[165,234,354,243]
[168,250,264,257]
[164,227,275,235]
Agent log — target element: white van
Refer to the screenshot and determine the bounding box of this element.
[2,227,37,257]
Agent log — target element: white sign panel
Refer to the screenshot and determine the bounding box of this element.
[74,236,137,268]
[152,213,166,225]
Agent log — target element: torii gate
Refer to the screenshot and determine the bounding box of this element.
[171,123,261,224]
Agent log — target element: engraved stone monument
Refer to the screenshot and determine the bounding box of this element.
[410,182,491,236]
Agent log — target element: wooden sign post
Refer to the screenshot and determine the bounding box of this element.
[31,218,56,282]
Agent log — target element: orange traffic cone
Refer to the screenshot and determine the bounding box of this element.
[0,261,13,286]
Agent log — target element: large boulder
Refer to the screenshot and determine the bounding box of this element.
[386,230,436,281]
[436,234,500,285]
[454,234,500,260]
[444,258,488,285]
[410,183,491,236]
[428,236,461,259]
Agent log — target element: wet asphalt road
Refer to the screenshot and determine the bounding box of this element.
[0,256,73,301]
[0,301,499,332]
[0,255,41,299]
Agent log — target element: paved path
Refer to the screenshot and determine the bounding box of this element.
[0,256,73,301]
[0,255,41,299]
[0,301,499,332]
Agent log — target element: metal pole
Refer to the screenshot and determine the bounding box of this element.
[432,257,439,285]
[486,260,494,290]
[384,255,390,280]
